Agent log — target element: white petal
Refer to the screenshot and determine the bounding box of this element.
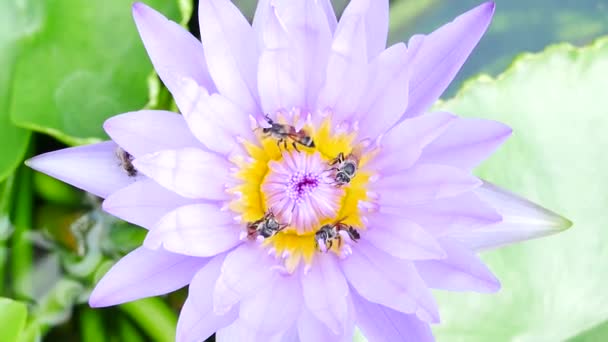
[416,238,500,293]
[145,203,242,257]
[89,247,206,307]
[132,2,216,111]
[354,43,410,139]
[26,141,135,198]
[341,0,388,59]
[133,148,232,200]
[365,213,446,260]
[198,0,260,113]
[213,244,275,314]
[317,11,368,123]
[102,178,193,229]
[258,0,332,112]
[103,110,201,157]
[301,254,349,334]
[239,272,302,334]
[402,2,495,118]
[341,241,439,323]
[173,77,254,155]
[369,111,456,172]
[450,181,572,251]
[176,255,237,342]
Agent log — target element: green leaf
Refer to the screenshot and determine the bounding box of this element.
[33,171,83,207]
[0,297,28,342]
[567,319,608,342]
[0,1,34,182]
[430,37,608,341]
[9,0,183,146]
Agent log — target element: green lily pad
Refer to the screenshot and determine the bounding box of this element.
[9,0,184,146]
[0,1,36,182]
[431,37,608,341]
[0,297,28,342]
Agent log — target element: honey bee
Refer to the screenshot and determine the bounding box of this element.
[115,147,137,177]
[260,115,315,152]
[328,152,359,186]
[315,219,360,252]
[247,210,288,240]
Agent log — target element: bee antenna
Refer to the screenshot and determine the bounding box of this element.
[335,216,348,224]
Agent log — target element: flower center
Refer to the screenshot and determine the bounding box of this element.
[262,152,343,233]
[289,172,318,197]
[228,112,373,272]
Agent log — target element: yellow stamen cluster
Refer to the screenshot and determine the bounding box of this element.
[228,118,372,271]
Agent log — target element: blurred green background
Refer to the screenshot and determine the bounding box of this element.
[1,0,607,341]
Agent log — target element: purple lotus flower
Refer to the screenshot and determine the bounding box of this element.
[27,0,571,341]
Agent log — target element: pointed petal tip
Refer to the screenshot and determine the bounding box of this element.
[548,212,573,232]
[501,122,513,137]
[459,182,573,251]
[23,157,35,169]
[484,1,496,13]
[476,267,502,293]
[475,1,496,19]
[493,122,513,148]
[132,1,148,15]
[131,2,146,17]
[88,299,104,308]
[487,277,501,293]
[524,202,573,234]
[24,153,48,172]
[561,216,574,230]
[88,288,112,308]
[102,112,131,135]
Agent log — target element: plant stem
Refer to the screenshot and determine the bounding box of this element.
[11,164,33,299]
[0,174,17,295]
[80,307,106,342]
[118,314,146,342]
[120,297,177,342]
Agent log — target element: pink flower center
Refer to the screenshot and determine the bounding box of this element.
[287,172,320,200]
[262,152,344,233]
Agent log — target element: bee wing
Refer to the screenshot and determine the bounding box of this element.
[350,144,367,161]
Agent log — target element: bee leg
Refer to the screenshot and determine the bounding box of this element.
[329,154,341,166]
[292,141,300,153]
[278,223,289,232]
[324,166,339,173]
[337,152,345,163]
[326,240,333,251]
[283,139,288,150]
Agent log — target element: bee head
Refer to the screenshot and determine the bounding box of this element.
[266,218,280,230]
[336,172,351,184]
[315,229,327,239]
